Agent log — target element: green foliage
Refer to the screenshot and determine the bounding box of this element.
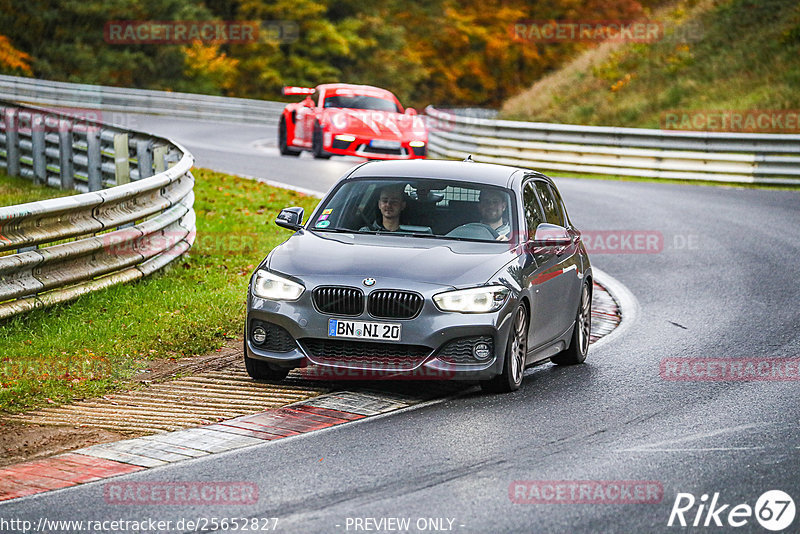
[0,0,669,108]
[501,0,800,127]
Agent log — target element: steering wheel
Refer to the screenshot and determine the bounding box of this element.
[447,222,499,240]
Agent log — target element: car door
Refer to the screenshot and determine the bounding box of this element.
[524,180,580,349]
[532,181,582,344]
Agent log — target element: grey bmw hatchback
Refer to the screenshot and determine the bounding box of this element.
[245,159,592,392]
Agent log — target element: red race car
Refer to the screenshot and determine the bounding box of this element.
[278,83,428,160]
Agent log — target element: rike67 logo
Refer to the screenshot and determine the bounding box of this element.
[668,490,795,531]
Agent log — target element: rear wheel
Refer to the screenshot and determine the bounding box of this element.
[278,117,301,157]
[312,122,332,159]
[551,281,592,365]
[481,304,528,393]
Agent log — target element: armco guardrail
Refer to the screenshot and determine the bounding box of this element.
[0,74,284,124]
[0,99,195,320]
[426,107,800,185]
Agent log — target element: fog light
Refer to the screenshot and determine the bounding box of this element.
[334,134,356,142]
[252,326,267,345]
[409,140,426,147]
[473,342,492,361]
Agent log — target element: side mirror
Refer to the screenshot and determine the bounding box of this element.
[302,96,315,107]
[276,207,304,230]
[404,107,417,116]
[530,223,572,249]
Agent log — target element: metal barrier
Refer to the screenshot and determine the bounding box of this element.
[426,107,800,185]
[0,100,195,320]
[0,74,284,124]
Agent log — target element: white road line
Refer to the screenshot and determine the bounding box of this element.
[621,447,767,452]
[619,422,770,452]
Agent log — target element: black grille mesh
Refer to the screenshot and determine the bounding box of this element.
[360,144,404,155]
[300,338,431,370]
[313,286,364,316]
[368,290,423,319]
[436,336,494,364]
[250,321,297,352]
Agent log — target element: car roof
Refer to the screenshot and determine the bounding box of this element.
[345,159,550,189]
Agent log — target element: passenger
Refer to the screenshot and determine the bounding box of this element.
[478,189,511,240]
[361,183,407,232]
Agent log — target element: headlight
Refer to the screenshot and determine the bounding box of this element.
[433,285,510,313]
[252,270,304,301]
[409,140,426,147]
[334,134,356,142]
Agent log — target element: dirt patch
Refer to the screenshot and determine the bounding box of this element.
[0,422,132,468]
[0,339,243,467]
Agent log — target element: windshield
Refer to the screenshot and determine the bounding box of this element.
[323,95,400,112]
[308,178,517,243]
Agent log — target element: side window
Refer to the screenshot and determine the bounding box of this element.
[550,186,570,228]
[523,182,545,235]
[534,182,564,226]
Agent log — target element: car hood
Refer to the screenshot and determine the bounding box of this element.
[267,230,516,288]
[322,108,427,140]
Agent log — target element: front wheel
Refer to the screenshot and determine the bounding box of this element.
[551,281,592,365]
[278,118,301,157]
[481,304,528,393]
[312,123,332,159]
[244,335,291,381]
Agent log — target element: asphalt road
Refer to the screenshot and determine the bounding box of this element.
[2,115,799,533]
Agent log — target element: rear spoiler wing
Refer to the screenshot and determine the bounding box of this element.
[282,86,316,96]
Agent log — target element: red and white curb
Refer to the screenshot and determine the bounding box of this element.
[0,275,630,502]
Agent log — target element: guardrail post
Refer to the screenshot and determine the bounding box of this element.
[57,119,74,190]
[31,113,46,185]
[4,108,19,176]
[86,126,102,191]
[153,145,168,174]
[136,139,153,179]
[114,132,130,185]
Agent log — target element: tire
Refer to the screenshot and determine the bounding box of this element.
[551,281,592,365]
[278,118,301,157]
[243,335,291,381]
[481,303,528,393]
[312,123,331,159]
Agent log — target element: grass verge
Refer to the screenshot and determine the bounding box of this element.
[0,168,320,413]
[0,173,76,205]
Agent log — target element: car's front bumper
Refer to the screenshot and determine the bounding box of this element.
[245,280,516,381]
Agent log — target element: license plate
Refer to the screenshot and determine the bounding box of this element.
[328,319,401,341]
[369,139,401,149]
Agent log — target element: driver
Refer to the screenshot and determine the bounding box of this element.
[361,183,407,232]
[478,189,511,240]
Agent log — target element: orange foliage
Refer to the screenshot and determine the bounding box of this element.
[0,34,32,75]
